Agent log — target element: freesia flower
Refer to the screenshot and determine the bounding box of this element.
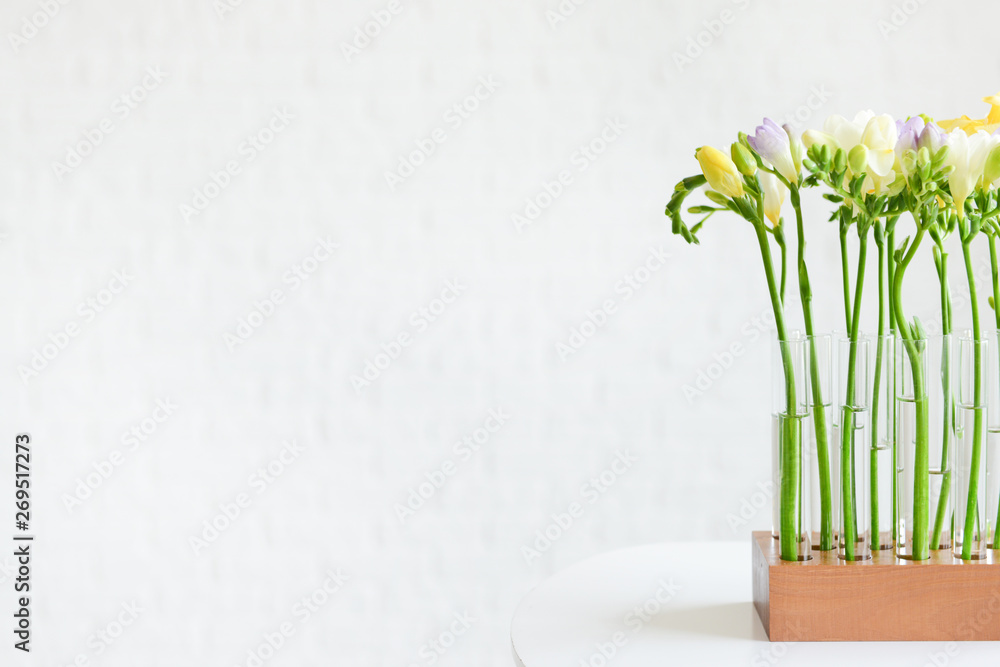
[783,123,804,175]
[859,114,898,193]
[983,142,1000,186]
[918,121,944,152]
[943,129,993,216]
[938,92,1000,135]
[895,116,945,177]
[801,129,838,151]
[759,171,786,228]
[822,110,874,153]
[895,116,924,156]
[695,145,744,198]
[747,118,798,183]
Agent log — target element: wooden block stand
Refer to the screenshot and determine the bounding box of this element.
[752,531,1000,641]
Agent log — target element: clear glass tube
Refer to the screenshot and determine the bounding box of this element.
[807,334,835,551]
[838,336,870,561]
[870,334,894,551]
[954,332,989,560]
[989,330,1000,549]
[771,333,811,560]
[896,334,952,560]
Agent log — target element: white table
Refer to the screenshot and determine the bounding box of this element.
[510,542,999,666]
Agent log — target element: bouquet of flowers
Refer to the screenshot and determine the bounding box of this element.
[667,94,1000,563]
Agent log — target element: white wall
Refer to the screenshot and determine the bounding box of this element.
[1,0,995,664]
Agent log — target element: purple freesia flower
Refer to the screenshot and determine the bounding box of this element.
[896,115,945,156]
[895,116,925,156]
[747,118,798,182]
[917,122,944,152]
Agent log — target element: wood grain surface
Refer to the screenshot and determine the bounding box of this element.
[752,531,1000,641]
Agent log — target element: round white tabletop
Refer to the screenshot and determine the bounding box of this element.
[510,541,999,666]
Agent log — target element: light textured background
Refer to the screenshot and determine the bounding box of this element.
[1,0,997,665]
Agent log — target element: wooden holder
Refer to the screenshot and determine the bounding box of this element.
[752,531,1000,641]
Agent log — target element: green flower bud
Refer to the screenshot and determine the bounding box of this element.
[833,147,847,174]
[984,144,1000,185]
[705,190,730,207]
[847,144,868,174]
[917,146,931,169]
[731,142,757,177]
[901,149,918,175]
[932,145,949,169]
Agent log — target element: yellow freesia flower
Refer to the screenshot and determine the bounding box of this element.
[938,92,1000,135]
[695,145,744,199]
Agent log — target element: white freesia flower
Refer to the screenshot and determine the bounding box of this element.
[802,129,838,151]
[822,110,875,153]
[859,114,898,194]
[759,171,787,228]
[944,129,994,217]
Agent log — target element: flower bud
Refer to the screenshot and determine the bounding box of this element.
[847,144,868,174]
[731,142,757,177]
[833,147,847,174]
[783,123,804,175]
[917,146,931,169]
[695,146,745,199]
[984,143,1000,185]
[705,190,731,207]
[802,130,838,151]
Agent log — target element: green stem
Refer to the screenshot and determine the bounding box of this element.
[930,250,953,550]
[778,233,787,306]
[961,239,985,561]
[792,188,833,550]
[893,227,930,560]
[888,228,897,545]
[840,225,853,333]
[754,222,800,562]
[991,235,1000,548]
[841,233,868,560]
[871,237,886,549]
